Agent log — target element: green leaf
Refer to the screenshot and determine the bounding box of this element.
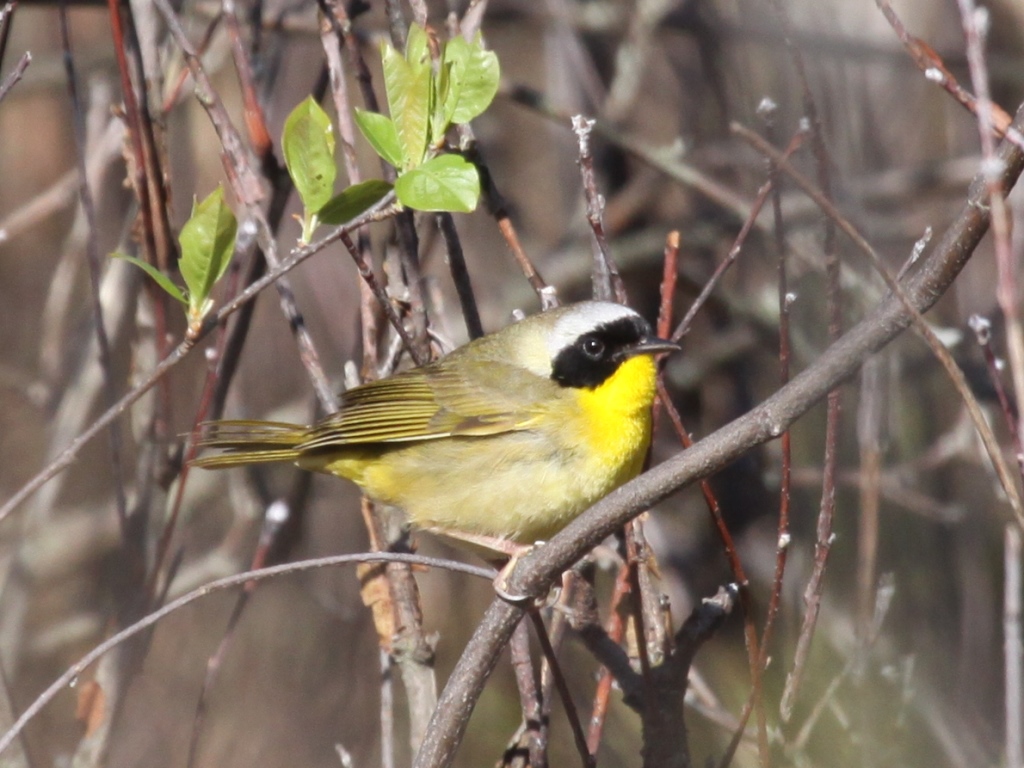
[112,252,187,305]
[444,35,499,125]
[394,154,480,213]
[178,187,237,319]
[282,96,337,213]
[354,108,404,169]
[318,179,393,224]
[432,57,455,144]
[382,29,431,168]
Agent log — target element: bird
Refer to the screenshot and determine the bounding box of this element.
[193,300,679,564]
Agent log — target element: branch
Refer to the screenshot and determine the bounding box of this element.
[411,101,1024,768]
[0,49,27,103]
[0,552,493,756]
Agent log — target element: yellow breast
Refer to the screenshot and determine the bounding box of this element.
[567,353,658,488]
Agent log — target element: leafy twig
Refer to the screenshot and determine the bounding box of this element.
[155,0,339,417]
[0,196,399,525]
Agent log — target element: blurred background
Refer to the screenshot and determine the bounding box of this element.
[1,0,1023,765]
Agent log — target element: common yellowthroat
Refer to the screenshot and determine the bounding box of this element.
[194,301,679,556]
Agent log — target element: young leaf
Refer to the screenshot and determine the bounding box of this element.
[178,187,237,320]
[354,108,404,169]
[112,253,187,305]
[444,35,500,125]
[282,96,337,213]
[432,57,455,145]
[394,154,480,213]
[318,179,393,225]
[382,30,431,169]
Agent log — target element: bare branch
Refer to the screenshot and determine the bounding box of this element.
[412,102,1024,768]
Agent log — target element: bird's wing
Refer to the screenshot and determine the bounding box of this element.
[297,362,556,450]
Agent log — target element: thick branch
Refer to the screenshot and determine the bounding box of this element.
[412,101,1024,768]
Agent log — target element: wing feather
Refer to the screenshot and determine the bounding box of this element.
[298,363,554,451]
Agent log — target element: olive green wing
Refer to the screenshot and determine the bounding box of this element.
[192,420,308,468]
[298,362,556,451]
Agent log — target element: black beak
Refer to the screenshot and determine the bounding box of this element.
[627,336,682,357]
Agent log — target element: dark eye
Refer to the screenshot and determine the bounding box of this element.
[581,336,605,360]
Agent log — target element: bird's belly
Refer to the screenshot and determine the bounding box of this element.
[354,426,647,546]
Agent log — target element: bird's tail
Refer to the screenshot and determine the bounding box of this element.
[192,420,307,468]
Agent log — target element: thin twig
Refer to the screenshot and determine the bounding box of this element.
[154,0,339,413]
[436,213,484,339]
[58,9,129,533]
[469,142,558,308]
[106,0,176,450]
[0,1,16,70]
[624,526,655,707]
[760,4,841,735]
[160,10,222,113]
[671,125,808,342]
[186,501,290,768]
[527,610,594,768]
[509,619,545,768]
[732,123,1024,525]
[1006,525,1023,768]
[855,356,885,646]
[572,114,626,304]
[584,563,631,753]
[968,315,1023,473]
[955,0,1024,488]
[536,576,575,765]
[222,0,275,169]
[657,231,678,340]
[339,230,426,363]
[0,552,493,757]
[318,6,380,377]
[873,0,1024,152]
[756,94,792,715]
[789,577,895,752]
[0,49,27,103]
